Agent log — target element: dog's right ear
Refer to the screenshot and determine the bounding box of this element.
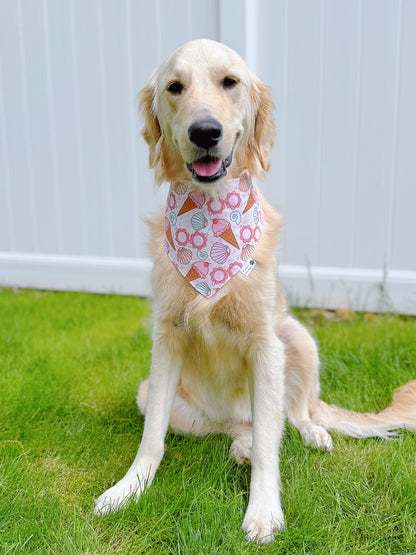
[139,84,161,169]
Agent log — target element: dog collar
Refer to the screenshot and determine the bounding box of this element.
[163,172,263,298]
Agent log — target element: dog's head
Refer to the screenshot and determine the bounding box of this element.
[139,39,275,187]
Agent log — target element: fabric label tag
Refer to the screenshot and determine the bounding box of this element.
[240,258,257,276]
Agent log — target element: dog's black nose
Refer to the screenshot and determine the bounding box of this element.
[188,118,223,149]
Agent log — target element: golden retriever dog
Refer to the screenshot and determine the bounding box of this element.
[95,39,416,544]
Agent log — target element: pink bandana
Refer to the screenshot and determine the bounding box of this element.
[163,172,263,298]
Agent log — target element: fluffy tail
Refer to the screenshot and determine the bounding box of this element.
[312,380,416,439]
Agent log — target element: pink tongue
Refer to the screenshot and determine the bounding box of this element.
[192,158,222,177]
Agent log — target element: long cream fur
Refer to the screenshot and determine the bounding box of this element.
[94,39,416,544]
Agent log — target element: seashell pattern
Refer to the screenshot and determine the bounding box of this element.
[169,212,177,227]
[174,182,188,195]
[241,243,255,261]
[253,205,259,225]
[210,242,230,264]
[177,247,192,265]
[238,172,251,192]
[191,211,208,231]
[197,250,208,261]
[230,210,241,225]
[195,282,211,297]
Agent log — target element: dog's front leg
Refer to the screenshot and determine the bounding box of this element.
[94,330,181,515]
[242,334,286,544]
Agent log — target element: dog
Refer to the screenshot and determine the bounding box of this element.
[94,39,416,544]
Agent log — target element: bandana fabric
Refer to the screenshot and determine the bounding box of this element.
[163,173,264,298]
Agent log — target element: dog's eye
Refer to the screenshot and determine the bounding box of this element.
[167,81,183,95]
[222,77,238,89]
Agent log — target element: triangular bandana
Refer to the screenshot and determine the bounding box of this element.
[163,172,263,298]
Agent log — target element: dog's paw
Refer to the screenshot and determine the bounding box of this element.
[94,477,141,515]
[301,424,333,452]
[242,502,285,545]
[230,434,252,465]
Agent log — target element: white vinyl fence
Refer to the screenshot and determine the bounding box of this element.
[1,0,415,313]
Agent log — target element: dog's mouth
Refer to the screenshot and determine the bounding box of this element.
[186,153,233,183]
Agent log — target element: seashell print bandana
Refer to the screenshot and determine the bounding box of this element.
[163,172,263,298]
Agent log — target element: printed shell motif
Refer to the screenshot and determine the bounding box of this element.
[177,247,192,265]
[191,212,208,231]
[210,242,231,264]
[174,182,188,195]
[241,243,255,261]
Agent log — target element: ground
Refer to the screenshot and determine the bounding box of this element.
[0,288,415,554]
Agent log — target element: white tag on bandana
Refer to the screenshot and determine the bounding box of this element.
[240,258,257,276]
[163,172,263,298]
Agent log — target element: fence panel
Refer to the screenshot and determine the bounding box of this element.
[0,0,415,313]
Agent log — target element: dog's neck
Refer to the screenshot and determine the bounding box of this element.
[163,172,264,298]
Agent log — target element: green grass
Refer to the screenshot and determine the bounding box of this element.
[0,289,415,554]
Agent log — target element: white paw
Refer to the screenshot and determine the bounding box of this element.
[242,502,285,545]
[230,434,252,465]
[301,424,333,452]
[94,477,142,515]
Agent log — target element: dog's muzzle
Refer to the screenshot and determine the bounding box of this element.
[186,118,232,183]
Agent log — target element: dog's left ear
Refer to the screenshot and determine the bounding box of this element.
[244,79,275,177]
[139,84,161,170]
[139,83,184,184]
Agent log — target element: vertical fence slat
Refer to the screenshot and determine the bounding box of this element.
[125,0,140,257]
[386,0,403,270]
[0,59,14,251]
[69,0,88,255]
[17,0,38,252]
[390,0,416,271]
[43,0,63,253]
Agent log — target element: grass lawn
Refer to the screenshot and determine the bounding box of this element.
[0,288,415,554]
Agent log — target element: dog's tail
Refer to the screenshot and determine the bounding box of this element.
[312,380,416,439]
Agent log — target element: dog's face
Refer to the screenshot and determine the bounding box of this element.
[140,40,275,187]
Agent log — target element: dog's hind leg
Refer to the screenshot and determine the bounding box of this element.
[279,316,333,451]
[229,423,253,465]
[137,378,225,436]
[139,379,253,463]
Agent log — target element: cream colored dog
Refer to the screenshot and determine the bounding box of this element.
[95,39,416,544]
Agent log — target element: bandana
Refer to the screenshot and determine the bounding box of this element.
[163,172,263,298]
